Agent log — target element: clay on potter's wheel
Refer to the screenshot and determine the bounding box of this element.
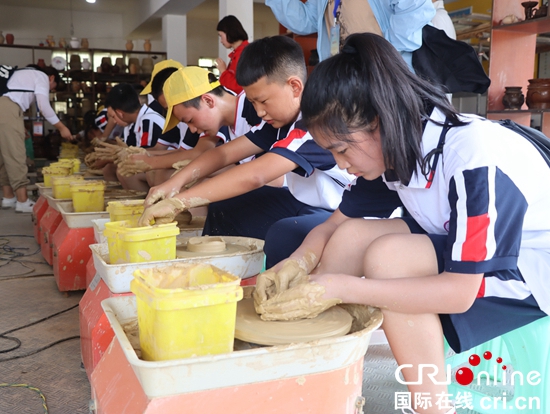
[187,236,226,253]
[176,236,250,258]
[175,210,193,226]
[234,297,353,346]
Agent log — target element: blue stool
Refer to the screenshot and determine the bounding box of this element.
[446,317,550,413]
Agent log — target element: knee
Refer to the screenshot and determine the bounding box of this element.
[363,234,405,280]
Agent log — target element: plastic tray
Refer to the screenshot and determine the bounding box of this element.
[36,183,53,197]
[90,236,264,293]
[91,218,110,244]
[101,295,382,398]
[57,201,110,229]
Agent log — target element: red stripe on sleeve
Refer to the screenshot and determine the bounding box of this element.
[140,131,149,147]
[461,213,490,262]
[476,278,486,298]
[272,128,308,149]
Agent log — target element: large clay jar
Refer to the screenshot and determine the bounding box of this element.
[526,78,550,109]
[502,86,525,110]
[143,39,152,52]
[6,33,14,45]
[59,37,66,48]
[81,38,89,49]
[126,39,134,51]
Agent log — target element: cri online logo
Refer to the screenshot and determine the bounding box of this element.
[396,351,541,387]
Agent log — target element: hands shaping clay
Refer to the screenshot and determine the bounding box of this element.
[117,154,152,177]
[138,197,187,226]
[94,137,128,161]
[253,260,342,321]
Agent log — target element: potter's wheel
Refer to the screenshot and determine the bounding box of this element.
[234,297,353,346]
[176,236,251,258]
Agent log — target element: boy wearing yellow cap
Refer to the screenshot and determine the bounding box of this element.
[139,36,399,267]
[118,62,222,186]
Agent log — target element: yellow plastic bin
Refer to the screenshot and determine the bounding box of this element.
[131,263,243,361]
[42,165,72,187]
[56,158,81,174]
[103,220,179,264]
[70,180,106,212]
[52,175,84,199]
[106,200,145,227]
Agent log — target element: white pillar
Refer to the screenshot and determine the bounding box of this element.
[162,14,187,66]
[218,0,254,64]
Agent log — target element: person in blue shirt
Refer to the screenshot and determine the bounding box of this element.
[266,0,435,69]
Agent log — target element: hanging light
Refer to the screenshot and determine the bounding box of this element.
[86,0,96,3]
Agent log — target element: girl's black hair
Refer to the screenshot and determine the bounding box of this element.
[216,15,248,44]
[301,33,466,185]
[151,67,179,100]
[236,35,306,87]
[105,83,141,113]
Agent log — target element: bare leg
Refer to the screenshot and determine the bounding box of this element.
[102,162,118,182]
[364,233,450,414]
[2,185,14,199]
[145,168,175,187]
[117,171,150,192]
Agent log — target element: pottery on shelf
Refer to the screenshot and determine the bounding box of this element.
[47,35,55,47]
[81,38,89,49]
[526,78,550,109]
[6,33,14,45]
[69,37,79,49]
[141,57,153,74]
[125,39,134,51]
[143,39,151,52]
[502,86,525,110]
[522,1,539,20]
[37,58,46,69]
[115,57,126,72]
[0,31,5,45]
[59,37,66,48]
[82,58,91,71]
[69,54,81,71]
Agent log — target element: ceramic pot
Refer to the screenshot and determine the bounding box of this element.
[115,57,126,72]
[6,33,14,45]
[126,39,134,51]
[71,81,81,93]
[81,38,89,49]
[129,63,138,75]
[59,37,66,48]
[141,57,153,74]
[69,54,81,71]
[37,58,46,69]
[143,39,151,52]
[70,37,79,49]
[47,35,55,47]
[0,31,4,44]
[526,78,550,109]
[82,58,91,70]
[502,87,525,110]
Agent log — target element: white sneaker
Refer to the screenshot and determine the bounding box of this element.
[1,197,17,209]
[15,199,35,213]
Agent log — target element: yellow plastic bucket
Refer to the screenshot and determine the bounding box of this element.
[52,175,84,199]
[70,180,106,212]
[103,220,179,264]
[56,158,81,174]
[106,200,145,227]
[131,263,243,361]
[42,165,72,187]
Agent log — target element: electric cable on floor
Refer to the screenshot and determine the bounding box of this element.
[0,303,79,358]
[0,383,48,414]
[0,235,46,277]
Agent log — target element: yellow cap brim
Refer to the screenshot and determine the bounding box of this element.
[163,104,180,134]
[141,59,184,95]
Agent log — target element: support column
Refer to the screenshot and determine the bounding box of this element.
[162,14,187,65]
[218,0,254,64]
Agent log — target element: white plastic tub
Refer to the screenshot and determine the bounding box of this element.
[101,295,383,398]
[91,218,111,244]
[90,236,265,293]
[57,201,110,229]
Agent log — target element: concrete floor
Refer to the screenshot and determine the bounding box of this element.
[0,195,487,414]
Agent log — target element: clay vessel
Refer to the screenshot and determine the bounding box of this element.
[82,58,91,70]
[59,37,66,48]
[502,86,525,110]
[141,57,153,74]
[47,35,55,47]
[0,31,5,45]
[526,78,550,109]
[143,39,151,52]
[81,38,89,49]
[6,33,14,45]
[126,39,134,51]
[69,37,79,49]
[37,58,46,69]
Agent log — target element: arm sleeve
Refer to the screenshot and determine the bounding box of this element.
[386,0,436,53]
[265,0,320,35]
[35,94,60,125]
[445,166,528,274]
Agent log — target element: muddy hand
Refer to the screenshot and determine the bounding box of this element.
[253,260,309,308]
[138,198,187,227]
[144,183,180,208]
[117,155,152,177]
[256,282,342,321]
[94,141,125,161]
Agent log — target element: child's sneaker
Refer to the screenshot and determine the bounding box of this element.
[15,199,35,213]
[1,197,17,209]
